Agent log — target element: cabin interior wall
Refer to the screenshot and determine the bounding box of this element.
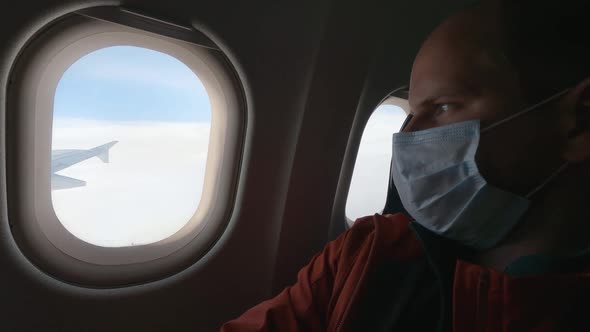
[0,0,473,331]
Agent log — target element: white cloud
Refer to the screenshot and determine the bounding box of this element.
[52,104,405,246]
[51,119,211,247]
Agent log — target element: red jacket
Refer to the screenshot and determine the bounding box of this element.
[221,213,590,331]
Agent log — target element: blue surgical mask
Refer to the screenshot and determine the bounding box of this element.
[391,89,570,249]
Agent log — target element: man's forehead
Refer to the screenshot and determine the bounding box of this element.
[409,43,500,100]
[408,4,511,105]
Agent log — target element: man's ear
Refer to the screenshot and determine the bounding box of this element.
[562,77,590,162]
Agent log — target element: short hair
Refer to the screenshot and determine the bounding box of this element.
[498,0,590,102]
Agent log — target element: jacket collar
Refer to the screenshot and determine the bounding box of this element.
[409,222,466,280]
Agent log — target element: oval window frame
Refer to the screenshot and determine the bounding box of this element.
[7,10,245,287]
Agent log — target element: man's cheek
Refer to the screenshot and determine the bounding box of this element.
[475,136,524,192]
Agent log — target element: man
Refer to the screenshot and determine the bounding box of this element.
[222,0,590,330]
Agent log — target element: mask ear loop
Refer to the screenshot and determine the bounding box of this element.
[478,88,572,199]
[525,162,569,199]
[481,88,571,134]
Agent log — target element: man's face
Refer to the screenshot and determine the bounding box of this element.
[405,7,568,196]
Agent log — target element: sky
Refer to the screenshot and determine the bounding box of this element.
[51,45,406,248]
[54,46,211,122]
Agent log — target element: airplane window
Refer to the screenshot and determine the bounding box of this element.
[51,46,211,247]
[9,10,245,284]
[346,103,407,222]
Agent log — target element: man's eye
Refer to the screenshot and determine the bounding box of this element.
[434,103,457,115]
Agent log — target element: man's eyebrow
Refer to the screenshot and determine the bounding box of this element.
[410,89,467,107]
[409,83,481,111]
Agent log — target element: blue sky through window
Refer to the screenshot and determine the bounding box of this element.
[54,46,211,123]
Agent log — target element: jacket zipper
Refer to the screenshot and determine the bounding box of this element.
[476,271,489,330]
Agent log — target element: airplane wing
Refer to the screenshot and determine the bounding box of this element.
[51,174,87,190]
[51,141,118,190]
[52,141,118,173]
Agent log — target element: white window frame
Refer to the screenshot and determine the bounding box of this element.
[6,9,245,286]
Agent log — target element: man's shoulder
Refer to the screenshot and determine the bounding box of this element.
[348,213,416,244]
[337,213,423,262]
